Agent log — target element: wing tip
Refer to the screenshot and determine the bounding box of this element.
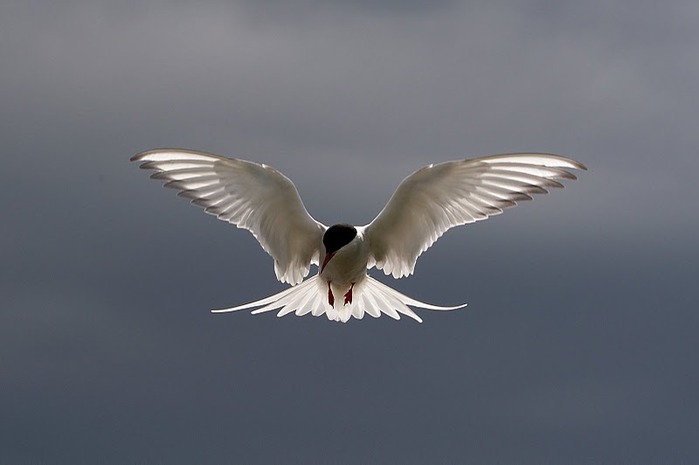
[573,159,589,171]
[130,148,226,163]
[478,152,588,171]
[130,148,180,162]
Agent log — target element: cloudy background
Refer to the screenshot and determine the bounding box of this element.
[2,0,698,463]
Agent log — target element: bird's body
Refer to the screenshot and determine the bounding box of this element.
[132,149,586,323]
[319,225,367,306]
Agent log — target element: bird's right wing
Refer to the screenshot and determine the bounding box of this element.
[132,149,326,285]
[363,153,586,278]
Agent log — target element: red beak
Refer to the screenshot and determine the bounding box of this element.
[321,252,335,273]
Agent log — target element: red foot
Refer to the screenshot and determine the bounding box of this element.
[327,281,335,307]
[343,283,355,306]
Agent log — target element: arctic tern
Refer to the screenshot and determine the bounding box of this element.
[132,150,585,323]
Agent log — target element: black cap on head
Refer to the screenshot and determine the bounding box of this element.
[323,224,357,254]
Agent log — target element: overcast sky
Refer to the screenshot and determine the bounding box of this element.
[2,0,698,463]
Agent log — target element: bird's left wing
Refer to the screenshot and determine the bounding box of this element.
[132,149,326,284]
[363,153,586,278]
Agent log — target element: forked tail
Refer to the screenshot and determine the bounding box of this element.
[212,275,467,323]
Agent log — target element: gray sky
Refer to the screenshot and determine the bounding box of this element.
[2,0,698,463]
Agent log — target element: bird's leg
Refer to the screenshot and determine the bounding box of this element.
[327,281,335,307]
[343,282,355,306]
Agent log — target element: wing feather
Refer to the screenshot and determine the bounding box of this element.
[364,153,586,278]
[132,149,326,284]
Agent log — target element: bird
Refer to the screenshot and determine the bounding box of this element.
[131,149,586,323]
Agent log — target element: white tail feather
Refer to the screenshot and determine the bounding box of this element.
[212,275,467,323]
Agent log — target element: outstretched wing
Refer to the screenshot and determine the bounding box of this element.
[132,149,326,284]
[363,153,586,278]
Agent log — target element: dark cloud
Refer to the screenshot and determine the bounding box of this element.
[2,0,698,463]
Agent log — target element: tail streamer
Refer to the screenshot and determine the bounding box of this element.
[212,275,466,323]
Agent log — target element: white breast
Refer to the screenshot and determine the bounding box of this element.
[319,235,369,286]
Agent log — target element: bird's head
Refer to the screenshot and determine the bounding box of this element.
[321,224,357,272]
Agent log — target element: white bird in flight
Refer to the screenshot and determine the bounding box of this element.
[132,150,586,323]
